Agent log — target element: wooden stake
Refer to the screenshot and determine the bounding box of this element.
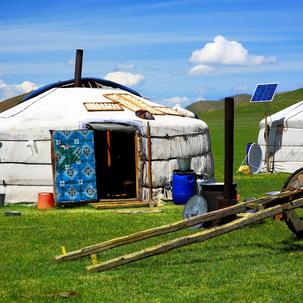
[61,246,67,255]
[146,122,153,201]
[91,254,98,265]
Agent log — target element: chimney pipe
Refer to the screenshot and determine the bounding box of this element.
[224,97,234,200]
[74,49,83,87]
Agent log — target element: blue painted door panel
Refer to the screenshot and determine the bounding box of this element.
[52,129,97,203]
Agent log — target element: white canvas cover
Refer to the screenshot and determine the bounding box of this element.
[0,86,214,203]
[257,100,303,173]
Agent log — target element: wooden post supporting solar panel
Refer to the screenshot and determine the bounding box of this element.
[264,111,270,172]
[250,83,279,173]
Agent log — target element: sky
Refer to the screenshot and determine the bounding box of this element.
[0,0,303,106]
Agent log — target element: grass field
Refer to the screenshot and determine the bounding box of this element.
[1,90,303,302]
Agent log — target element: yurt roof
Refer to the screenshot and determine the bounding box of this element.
[23,77,142,102]
[0,81,208,140]
[259,100,303,129]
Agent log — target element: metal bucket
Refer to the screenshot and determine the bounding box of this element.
[177,157,192,171]
[201,182,237,212]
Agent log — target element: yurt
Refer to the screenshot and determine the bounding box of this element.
[257,100,303,173]
[0,78,214,204]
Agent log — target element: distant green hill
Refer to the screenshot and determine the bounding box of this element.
[187,88,303,116]
[0,93,27,113]
[187,94,251,113]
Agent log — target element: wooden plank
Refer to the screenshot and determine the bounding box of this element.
[103,93,165,115]
[92,201,147,206]
[86,204,282,272]
[118,94,164,115]
[55,203,248,261]
[86,198,303,272]
[90,201,149,209]
[92,199,144,204]
[83,102,124,112]
[54,190,303,262]
[113,209,163,214]
[153,106,184,117]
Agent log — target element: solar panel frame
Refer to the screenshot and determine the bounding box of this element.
[250,83,278,103]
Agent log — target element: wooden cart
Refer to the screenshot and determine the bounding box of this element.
[54,171,303,272]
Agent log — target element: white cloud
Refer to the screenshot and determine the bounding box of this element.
[116,63,135,70]
[188,64,215,75]
[0,79,39,102]
[104,71,144,87]
[234,84,249,93]
[17,81,39,93]
[190,35,277,66]
[161,96,190,106]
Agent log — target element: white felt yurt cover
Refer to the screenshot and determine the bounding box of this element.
[257,100,303,173]
[0,82,214,203]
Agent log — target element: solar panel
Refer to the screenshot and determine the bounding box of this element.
[250,83,278,103]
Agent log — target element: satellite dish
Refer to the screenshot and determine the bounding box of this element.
[247,143,263,174]
[183,195,208,229]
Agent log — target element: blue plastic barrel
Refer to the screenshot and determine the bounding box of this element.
[172,171,196,205]
[246,143,253,164]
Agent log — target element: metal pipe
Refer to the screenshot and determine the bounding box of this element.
[74,49,83,87]
[224,97,234,200]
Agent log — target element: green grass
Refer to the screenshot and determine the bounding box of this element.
[1,88,303,302]
[1,205,303,303]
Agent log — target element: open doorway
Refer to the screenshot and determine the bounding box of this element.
[94,129,137,200]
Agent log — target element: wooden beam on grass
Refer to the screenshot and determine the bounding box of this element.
[87,198,303,272]
[54,190,303,262]
[90,201,149,209]
[55,203,246,262]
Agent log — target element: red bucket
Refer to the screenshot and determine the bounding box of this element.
[37,192,55,209]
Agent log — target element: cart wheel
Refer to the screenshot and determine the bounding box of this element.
[281,167,303,238]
